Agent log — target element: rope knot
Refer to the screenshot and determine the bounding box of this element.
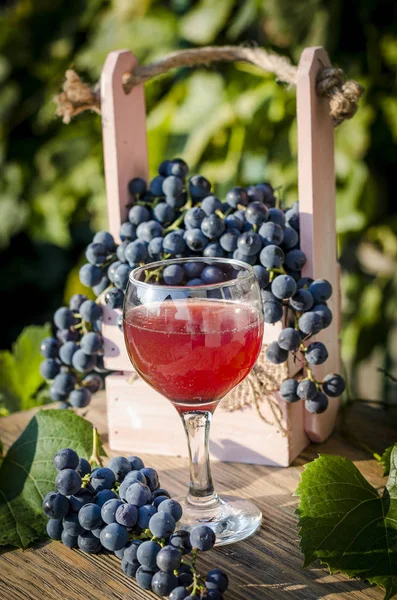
[317,66,364,126]
[54,69,101,124]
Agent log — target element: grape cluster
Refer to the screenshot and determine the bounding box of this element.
[39,294,105,409]
[43,448,228,599]
[39,156,345,414]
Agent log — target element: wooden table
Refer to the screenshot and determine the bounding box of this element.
[0,396,395,600]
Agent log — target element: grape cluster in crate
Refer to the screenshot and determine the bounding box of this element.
[43,447,228,600]
[39,157,345,414]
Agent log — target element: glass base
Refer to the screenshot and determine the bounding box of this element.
[176,494,262,546]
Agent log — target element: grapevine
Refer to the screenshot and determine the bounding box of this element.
[39,157,345,414]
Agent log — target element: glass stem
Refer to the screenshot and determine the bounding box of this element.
[180,411,219,509]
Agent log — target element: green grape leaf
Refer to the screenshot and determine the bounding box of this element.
[0,410,106,549]
[380,446,393,476]
[295,447,397,600]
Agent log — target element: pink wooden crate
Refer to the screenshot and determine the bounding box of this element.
[100,47,341,466]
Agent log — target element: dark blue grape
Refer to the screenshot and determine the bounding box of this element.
[137,540,162,569]
[61,531,78,548]
[95,489,117,507]
[40,359,60,380]
[122,556,140,577]
[268,208,286,227]
[162,175,184,197]
[123,539,142,563]
[155,546,181,573]
[107,456,131,482]
[297,379,317,400]
[74,458,91,479]
[255,183,275,206]
[116,503,138,527]
[297,277,314,289]
[53,372,76,394]
[245,202,268,225]
[81,332,103,355]
[312,304,332,329]
[46,519,63,540]
[167,158,189,179]
[42,492,70,519]
[125,240,148,265]
[90,467,116,492]
[57,329,79,344]
[153,495,172,508]
[82,374,102,394]
[278,327,301,351]
[101,498,124,524]
[79,300,103,322]
[170,530,192,555]
[190,525,215,551]
[205,589,223,600]
[184,262,203,279]
[55,469,81,496]
[128,456,145,470]
[189,175,211,199]
[128,205,150,225]
[163,232,186,255]
[157,499,182,522]
[266,342,288,364]
[219,230,239,252]
[186,278,202,286]
[126,481,152,507]
[165,191,187,209]
[184,207,206,229]
[148,236,164,259]
[305,342,328,365]
[100,523,129,551]
[119,222,137,241]
[233,249,256,265]
[54,448,79,471]
[252,265,269,289]
[69,387,91,408]
[93,231,115,252]
[153,202,175,224]
[201,214,225,239]
[289,289,314,312]
[163,264,185,285]
[204,243,226,258]
[299,312,323,336]
[79,264,103,288]
[152,571,179,596]
[59,341,79,366]
[169,586,190,600]
[49,386,68,402]
[69,294,87,312]
[63,511,84,536]
[77,531,102,553]
[113,264,132,289]
[305,392,328,414]
[124,469,147,485]
[136,566,156,590]
[54,307,76,330]
[262,300,283,324]
[184,229,208,252]
[40,337,60,360]
[237,231,261,256]
[158,160,171,176]
[137,220,163,243]
[285,207,299,231]
[201,266,224,284]
[259,222,284,246]
[150,175,165,196]
[309,279,332,303]
[105,288,124,309]
[149,512,176,538]
[206,569,229,593]
[281,226,299,250]
[93,275,110,296]
[259,245,284,269]
[138,504,157,528]
[116,242,129,264]
[271,274,297,299]
[201,195,222,216]
[86,242,107,266]
[78,503,103,530]
[280,379,300,402]
[322,374,345,397]
[285,249,306,271]
[177,564,194,587]
[225,186,249,208]
[72,349,96,373]
[128,177,147,196]
[108,261,122,283]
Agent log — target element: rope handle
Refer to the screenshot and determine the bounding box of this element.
[54,45,364,126]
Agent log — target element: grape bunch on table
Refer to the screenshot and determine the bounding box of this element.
[43,448,228,599]
[38,157,345,414]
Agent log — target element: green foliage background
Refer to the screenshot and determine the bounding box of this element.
[0,0,396,402]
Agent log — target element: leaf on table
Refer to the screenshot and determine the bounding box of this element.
[380,446,393,476]
[295,446,397,600]
[0,409,106,549]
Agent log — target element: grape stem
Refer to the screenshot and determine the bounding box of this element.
[88,427,103,468]
[164,210,188,233]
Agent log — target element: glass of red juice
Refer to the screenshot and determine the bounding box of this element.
[123,257,264,545]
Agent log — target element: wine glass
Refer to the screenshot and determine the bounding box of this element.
[123,257,264,545]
